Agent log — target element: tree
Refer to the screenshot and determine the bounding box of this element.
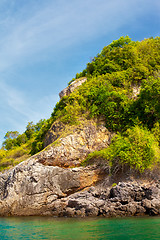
[2,131,19,150]
[4,131,19,140]
[109,36,131,48]
[25,122,35,139]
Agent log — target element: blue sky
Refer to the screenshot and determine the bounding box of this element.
[0,0,159,146]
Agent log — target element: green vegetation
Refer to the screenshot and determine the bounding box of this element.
[0,141,32,171]
[1,36,160,173]
[53,36,160,132]
[0,119,52,171]
[84,126,160,172]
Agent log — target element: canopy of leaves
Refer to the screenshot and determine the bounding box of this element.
[0,119,51,168]
[84,126,160,172]
[33,36,160,154]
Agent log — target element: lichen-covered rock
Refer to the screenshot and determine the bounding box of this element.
[59,77,87,99]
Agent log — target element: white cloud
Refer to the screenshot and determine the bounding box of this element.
[0,81,32,118]
[0,79,59,145]
[0,0,159,146]
[0,80,59,121]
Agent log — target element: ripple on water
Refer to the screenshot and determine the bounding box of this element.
[0,216,160,240]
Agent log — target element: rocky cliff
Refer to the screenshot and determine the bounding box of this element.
[1,78,160,217]
[0,119,110,216]
[43,119,112,167]
[52,180,160,217]
[0,117,160,217]
[0,154,160,217]
[0,158,102,216]
[59,77,87,99]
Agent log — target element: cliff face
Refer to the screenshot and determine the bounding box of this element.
[0,159,101,216]
[1,154,160,217]
[52,181,160,217]
[42,119,112,167]
[0,119,111,216]
[0,117,160,217]
[0,81,160,217]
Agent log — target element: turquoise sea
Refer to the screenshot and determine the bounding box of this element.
[0,216,160,240]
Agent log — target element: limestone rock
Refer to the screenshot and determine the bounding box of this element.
[52,181,160,217]
[0,116,160,217]
[44,121,65,147]
[1,158,160,217]
[0,118,111,216]
[0,158,101,216]
[40,120,112,167]
[132,84,141,99]
[59,77,87,99]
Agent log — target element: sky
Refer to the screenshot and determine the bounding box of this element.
[0,0,159,146]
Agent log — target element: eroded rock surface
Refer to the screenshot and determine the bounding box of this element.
[0,117,160,217]
[59,77,87,99]
[51,181,160,217]
[0,155,160,217]
[41,120,112,167]
[44,121,66,147]
[0,158,101,216]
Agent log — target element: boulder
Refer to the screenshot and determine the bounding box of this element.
[59,77,87,99]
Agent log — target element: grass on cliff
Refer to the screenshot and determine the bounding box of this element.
[0,142,32,172]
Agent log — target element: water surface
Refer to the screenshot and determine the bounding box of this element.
[0,216,160,239]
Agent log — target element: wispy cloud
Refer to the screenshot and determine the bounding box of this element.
[0,79,59,145]
[0,81,32,118]
[0,0,159,145]
[0,80,59,121]
[0,0,157,71]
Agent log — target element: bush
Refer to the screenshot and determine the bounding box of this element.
[85,126,160,172]
[131,77,160,129]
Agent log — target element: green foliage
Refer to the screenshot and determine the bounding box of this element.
[54,37,160,135]
[85,126,160,172]
[30,118,53,154]
[84,148,109,165]
[107,126,160,172]
[51,96,68,120]
[109,36,132,48]
[151,122,160,150]
[112,183,117,187]
[0,142,31,171]
[51,90,87,125]
[1,118,50,159]
[25,122,35,139]
[131,76,160,128]
[2,131,20,150]
[1,36,160,172]
[85,79,132,131]
[83,36,160,83]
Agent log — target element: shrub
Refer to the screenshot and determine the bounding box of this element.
[85,126,160,172]
[131,77,160,129]
[108,126,160,172]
